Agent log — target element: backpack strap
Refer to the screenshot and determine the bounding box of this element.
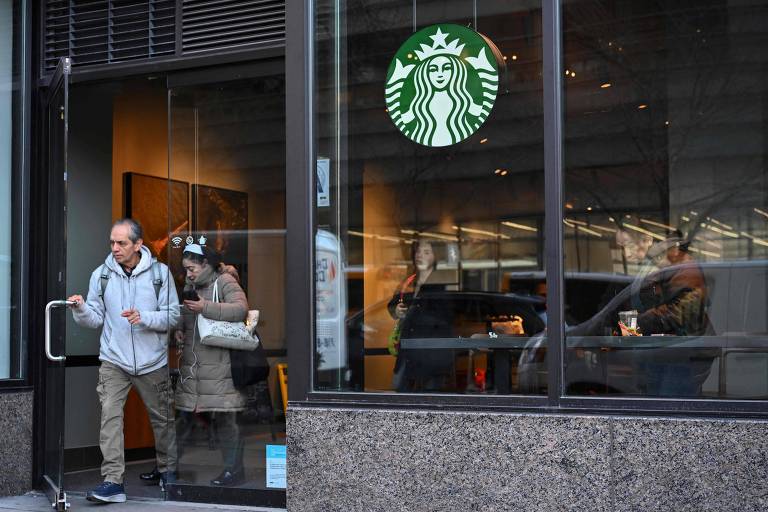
[150,258,162,301]
[98,264,110,300]
[99,260,163,303]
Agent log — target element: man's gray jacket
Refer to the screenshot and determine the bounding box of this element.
[73,246,180,375]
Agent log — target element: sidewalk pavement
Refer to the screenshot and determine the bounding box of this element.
[0,492,286,512]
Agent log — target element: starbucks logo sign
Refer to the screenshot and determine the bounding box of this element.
[386,24,499,147]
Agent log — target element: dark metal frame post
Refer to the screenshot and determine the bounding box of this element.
[542,0,564,405]
[1,0,34,390]
[286,0,314,403]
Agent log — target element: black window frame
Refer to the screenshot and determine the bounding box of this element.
[0,0,33,390]
[285,0,768,418]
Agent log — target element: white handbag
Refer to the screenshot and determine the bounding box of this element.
[197,278,259,351]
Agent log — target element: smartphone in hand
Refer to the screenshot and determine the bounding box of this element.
[182,289,199,301]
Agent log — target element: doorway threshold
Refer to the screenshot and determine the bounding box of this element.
[0,492,286,512]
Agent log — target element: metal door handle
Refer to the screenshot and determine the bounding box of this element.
[45,300,75,362]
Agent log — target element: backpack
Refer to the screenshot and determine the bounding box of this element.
[98,259,163,302]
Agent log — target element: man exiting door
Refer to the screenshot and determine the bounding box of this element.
[68,218,179,503]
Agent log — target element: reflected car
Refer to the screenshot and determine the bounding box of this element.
[519,261,768,398]
[346,260,768,397]
[345,291,545,392]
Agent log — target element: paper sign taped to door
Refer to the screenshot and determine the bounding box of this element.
[317,158,330,207]
[266,444,287,489]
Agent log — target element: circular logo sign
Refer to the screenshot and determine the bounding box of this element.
[386,24,499,147]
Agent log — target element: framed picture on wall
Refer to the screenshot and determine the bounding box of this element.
[192,184,249,292]
[123,172,190,292]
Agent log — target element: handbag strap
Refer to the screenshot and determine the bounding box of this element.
[211,277,220,303]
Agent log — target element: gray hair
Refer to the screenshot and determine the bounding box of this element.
[112,218,144,243]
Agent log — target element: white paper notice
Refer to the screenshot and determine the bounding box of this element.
[317,158,330,207]
[266,444,287,489]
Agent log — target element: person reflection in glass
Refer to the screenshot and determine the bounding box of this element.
[387,239,451,391]
[175,244,248,486]
[628,231,714,396]
[636,231,711,337]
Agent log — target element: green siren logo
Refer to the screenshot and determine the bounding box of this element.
[386,24,499,147]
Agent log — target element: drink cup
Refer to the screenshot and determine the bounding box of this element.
[618,310,638,330]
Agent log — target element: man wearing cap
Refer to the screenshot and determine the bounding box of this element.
[638,231,711,337]
[68,218,180,503]
[635,230,714,396]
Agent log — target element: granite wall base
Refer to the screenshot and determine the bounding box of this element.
[287,407,768,512]
[0,391,33,497]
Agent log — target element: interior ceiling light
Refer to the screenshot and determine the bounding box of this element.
[689,247,720,258]
[622,223,665,241]
[589,224,617,233]
[741,232,768,247]
[453,226,510,239]
[563,220,602,238]
[501,221,537,233]
[707,217,734,230]
[640,218,675,231]
[575,226,603,237]
[600,83,611,88]
[700,223,738,238]
[400,229,457,242]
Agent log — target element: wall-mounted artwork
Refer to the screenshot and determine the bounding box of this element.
[123,172,189,291]
[192,184,249,292]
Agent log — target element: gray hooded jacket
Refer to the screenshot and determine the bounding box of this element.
[73,246,180,375]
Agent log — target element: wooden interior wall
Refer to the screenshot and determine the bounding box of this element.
[112,83,168,449]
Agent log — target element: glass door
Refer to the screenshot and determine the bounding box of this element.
[165,68,287,508]
[41,57,71,512]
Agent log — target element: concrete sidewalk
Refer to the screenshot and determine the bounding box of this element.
[0,492,286,512]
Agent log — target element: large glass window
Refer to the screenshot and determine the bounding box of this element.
[169,76,287,489]
[314,0,546,394]
[563,0,768,398]
[0,0,25,380]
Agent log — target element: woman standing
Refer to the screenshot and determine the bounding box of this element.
[388,239,450,391]
[176,243,248,486]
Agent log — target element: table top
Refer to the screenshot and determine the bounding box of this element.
[399,335,768,350]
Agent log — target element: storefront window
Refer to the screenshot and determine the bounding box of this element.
[0,0,25,380]
[563,0,768,398]
[314,0,545,394]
